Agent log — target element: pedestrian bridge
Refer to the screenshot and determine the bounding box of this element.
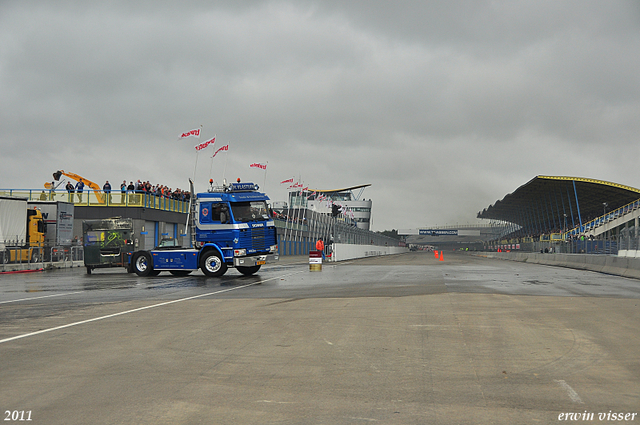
[0,189,189,214]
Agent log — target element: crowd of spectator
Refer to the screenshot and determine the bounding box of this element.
[116,180,190,202]
[52,178,190,204]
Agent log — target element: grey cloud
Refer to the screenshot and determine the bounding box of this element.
[1,0,639,231]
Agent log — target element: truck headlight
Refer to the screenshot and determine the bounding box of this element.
[270,244,278,253]
[234,249,246,257]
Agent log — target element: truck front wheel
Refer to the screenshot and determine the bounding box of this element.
[133,252,153,276]
[200,251,227,277]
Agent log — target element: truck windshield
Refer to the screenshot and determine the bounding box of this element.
[230,201,270,223]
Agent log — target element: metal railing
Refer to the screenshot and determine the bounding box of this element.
[1,244,84,272]
[0,189,189,214]
[0,246,44,271]
[484,236,619,255]
[273,208,403,257]
[566,198,640,237]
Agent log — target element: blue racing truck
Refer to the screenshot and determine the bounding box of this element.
[128,180,278,277]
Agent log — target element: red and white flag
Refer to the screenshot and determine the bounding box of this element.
[250,163,267,170]
[211,144,228,158]
[195,137,215,151]
[280,178,294,185]
[180,128,201,139]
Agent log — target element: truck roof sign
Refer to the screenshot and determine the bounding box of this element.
[230,182,259,191]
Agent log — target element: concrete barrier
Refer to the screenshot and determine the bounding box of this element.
[331,244,409,261]
[619,250,640,258]
[481,252,640,280]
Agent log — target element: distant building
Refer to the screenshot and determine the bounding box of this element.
[285,184,373,231]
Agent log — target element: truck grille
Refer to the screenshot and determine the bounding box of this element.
[239,227,274,251]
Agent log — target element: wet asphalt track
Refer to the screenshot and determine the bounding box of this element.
[1,251,639,424]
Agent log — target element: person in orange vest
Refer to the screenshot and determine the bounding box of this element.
[316,237,325,260]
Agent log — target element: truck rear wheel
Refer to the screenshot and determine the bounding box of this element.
[200,251,227,277]
[237,265,261,276]
[133,252,153,276]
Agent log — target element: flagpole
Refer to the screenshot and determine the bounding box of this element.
[193,151,199,183]
[190,125,203,184]
[208,134,217,182]
[263,161,268,189]
[279,178,294,254]
[284,181,294,249]
[222,142,229,183]
[294,184,303,243]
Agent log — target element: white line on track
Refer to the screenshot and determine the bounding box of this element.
[554,379,584,404]
[0,292,83,305]
[0,270,305,345]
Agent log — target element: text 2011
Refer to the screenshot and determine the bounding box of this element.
[4,411,32,421]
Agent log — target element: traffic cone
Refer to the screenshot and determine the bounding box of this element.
[434,250,438,259]
[439,251,444,261]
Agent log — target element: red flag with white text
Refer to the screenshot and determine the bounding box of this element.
[250,163,267,170]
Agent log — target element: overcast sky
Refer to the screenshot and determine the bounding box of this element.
[1,1,639,231]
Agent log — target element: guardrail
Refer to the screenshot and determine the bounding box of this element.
[0,245,85,272]
[0,246,44,271]
[0,190,189,214]
[273,207,405,257]
[566,198,640,237]
[485,237,618,255]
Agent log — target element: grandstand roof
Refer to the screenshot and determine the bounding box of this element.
[308,184,371,194]
[477,176,640,233]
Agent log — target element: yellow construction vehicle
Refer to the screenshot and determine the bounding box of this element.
[0,197,45,263]
[50,170,105,204]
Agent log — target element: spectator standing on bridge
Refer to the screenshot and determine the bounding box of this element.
[103,180,112,204]
[120,181,126,203]
[316,237,325,260]
[66,181,74,202]
[49,181,56,200]
[75,179,85,203]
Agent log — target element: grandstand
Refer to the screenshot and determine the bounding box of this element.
[478,176,640,254]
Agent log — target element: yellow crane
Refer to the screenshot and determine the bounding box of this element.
[50,170,105,204]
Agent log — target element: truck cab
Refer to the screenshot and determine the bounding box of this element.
[1,206,45,264]
[129,181,278,277]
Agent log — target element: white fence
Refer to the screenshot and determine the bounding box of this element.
[331,243,408,261]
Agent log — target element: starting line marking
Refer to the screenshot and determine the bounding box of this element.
[0,271,304,345]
